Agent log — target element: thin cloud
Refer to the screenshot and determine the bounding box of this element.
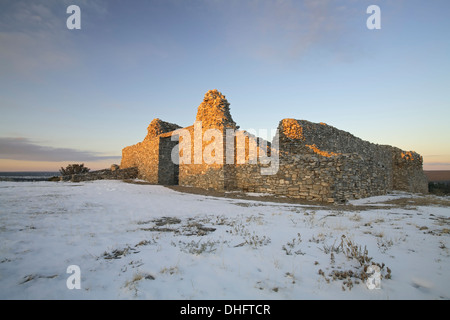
[424,162,450,167]
[0,0,108,78]
[0,137,120,162]
[216,0,361,63]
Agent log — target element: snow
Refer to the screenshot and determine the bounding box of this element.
[0,180,449,300]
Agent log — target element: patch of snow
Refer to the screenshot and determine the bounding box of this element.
[0,180,449,299]
[245,192,278,197]
[348,191,416,206]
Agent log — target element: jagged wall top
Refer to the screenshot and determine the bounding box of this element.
[145,118,181,141]
[196,89,237,130]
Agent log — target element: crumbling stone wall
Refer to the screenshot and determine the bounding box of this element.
[196,89,237,130]
[391,149,428,194]
[176,125,228,191]
[120,89,428,202]
[272,119,427,201]
[231,154,388,203]
[176,90,238,191]
[59,167,138,182]
[121,118,181,184]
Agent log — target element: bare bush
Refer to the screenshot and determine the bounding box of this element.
[59,163,90,176]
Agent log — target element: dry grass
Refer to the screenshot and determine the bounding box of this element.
[380,196,450,208]
[317,234,392,291]
[168,185,450,212]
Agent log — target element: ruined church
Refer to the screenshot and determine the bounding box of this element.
[120,89,428,203]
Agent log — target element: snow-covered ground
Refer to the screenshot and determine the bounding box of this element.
[0,180,449,300]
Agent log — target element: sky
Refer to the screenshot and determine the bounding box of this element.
[0,0,449,171]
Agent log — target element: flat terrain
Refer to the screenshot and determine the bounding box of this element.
[425,170,450,182]
[0,180,449,299]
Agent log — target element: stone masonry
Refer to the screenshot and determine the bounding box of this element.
[121,90,428,203]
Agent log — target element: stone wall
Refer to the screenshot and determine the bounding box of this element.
[221,118,427,202]
[175,90,241,191]
[121,138,159,183]
[392,149,428,194]
[272,118,427,201]
[121,119,181,184]
[196,89,237,130]
[176,125,228,191]
[279,118,392,163]
[59,167,138,182]
[120,89,428,202]
[229,155,382,203]
[275,119,393,200]
[232,159,334,202]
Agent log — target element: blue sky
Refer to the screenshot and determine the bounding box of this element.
[0,0,449,171]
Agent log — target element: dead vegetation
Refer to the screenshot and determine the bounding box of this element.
[138,216,216,236]
[102,246,140,260]
[168,185,450,213]
[378,195,450,208]
[19,273,58,284]
[318,235,392,291]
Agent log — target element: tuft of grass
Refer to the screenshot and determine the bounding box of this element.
[102,246,139,260]
[160,266,180,275]
[320,238,342,255]
[349,213,362,222]
[174,239,222,255]
[124,271,155,296]
[245,233,271,248]
[227,220,271,248]
[381,196,450,208]
[282,233,303,255]
[317,235,392,290]
[377,237,394,253]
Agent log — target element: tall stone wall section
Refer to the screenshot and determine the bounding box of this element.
[121,139,158,183]
[121,119,180,184]
[176,90,239,191]
[176,125,228,191]
[391,149,428,194]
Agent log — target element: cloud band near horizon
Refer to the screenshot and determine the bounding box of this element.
[0,137,121,162]
[1,136,449,171]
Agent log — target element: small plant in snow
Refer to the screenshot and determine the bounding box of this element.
[309,233,326,244]
[304,210,317,227]
[320,238,342,255]
[340,235,372,267]
[102,246,139,260]
[175,239,221,255]
[317,235,392,291]
[245,233,271,248]
[377,237,394,253]
[124,272,155,297]
[282,233,304,255]
[227,220,271,248]
[227,221,249,237]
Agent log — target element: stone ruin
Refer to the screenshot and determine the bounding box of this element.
[120,89,428,203]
